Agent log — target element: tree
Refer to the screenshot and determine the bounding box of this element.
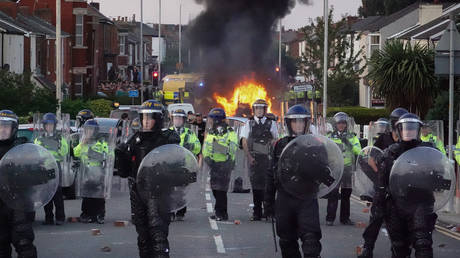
[0,71,57,116]
[368,40,438,116]
[298,8,365,106]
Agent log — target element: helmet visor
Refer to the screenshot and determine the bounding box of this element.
[288,118,310,136]
[399,122,420,141]
[140,112,162,132]
[0,120,14,140]
[173,116,185,128]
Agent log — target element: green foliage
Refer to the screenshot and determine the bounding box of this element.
[328,73,359,107]
[368,40,438,116]
[327,106,390,125]
[87,99,113,117]
[0,71,57,116]
[61,99,89,119]
[298,8,365,92]
[425,90,460,121]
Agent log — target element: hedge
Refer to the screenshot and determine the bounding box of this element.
[61,98,113,119]
[327,106,390,125]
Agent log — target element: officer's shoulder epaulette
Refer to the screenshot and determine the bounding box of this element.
[419,141,436,149]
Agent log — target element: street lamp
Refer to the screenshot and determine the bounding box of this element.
[56,0,62,115]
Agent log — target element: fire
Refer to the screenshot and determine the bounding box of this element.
[214,81,272,117]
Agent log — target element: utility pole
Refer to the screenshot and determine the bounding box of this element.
[158,0,162,83]
[279,19,282,80]
[322,0,329,118]
[56,0,62,116]
[179,0,182,72]
[140,0,144,102]
[448,14,454,160]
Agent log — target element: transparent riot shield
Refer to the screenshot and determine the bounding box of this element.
[327,116,357,136]
[421,120,445,154]
[228,118,251,193]
[390,147,456,212]
[32,113,73,187]
[136,144,199,212]
[354,146,383,201]
[316,116,333,136]
[368,120,391,147]
[76,122,116,199]
[0,144,59,211]
[278,134,344,199]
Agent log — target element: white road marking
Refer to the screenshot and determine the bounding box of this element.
[205,193,211,201]
[209,218,219,230]
[214,235,226,253]
[207,202,213,213]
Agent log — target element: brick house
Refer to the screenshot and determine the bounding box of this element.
[0,2,72,94]
[19,0,120,97]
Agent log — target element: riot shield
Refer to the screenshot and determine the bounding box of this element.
[228,118,251,193]
[0,143,59,211]
[390,147,455,212]
[33,113,74,187]
[354,146,383,201]
[136,144,199,212]
[76,122,116,199]
[421,120,445,154]
[368,120,391,146]
[327,116,356,136]
[278,134,344,199]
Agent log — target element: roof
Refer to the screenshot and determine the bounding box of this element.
[0,11,27,34]
[115,20,158,37]
[16,14,70,38]
[0,19,23,34]
[282,30,300,43]
[350,16,383,31]
[392,3,460,40]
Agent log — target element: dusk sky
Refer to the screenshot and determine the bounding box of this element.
[94,0,362,29]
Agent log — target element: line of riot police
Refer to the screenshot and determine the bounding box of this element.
[0,99,456,258]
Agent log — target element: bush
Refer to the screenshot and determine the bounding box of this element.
[327,106,390,125]
[88,99,113,117]
[61,99,89,119]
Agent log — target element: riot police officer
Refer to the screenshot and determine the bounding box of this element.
[420,124,446,155]
[34,113,69,225]
[375,113,439,258]
[326,112,361,226]
[358,107,408,258]
[241,99,278,220]
[117,100,180,258]
[202,108,238,221]
[264,105,323,258]
[0,110,37,258]
[170,109,201,221]
[74,119,111,224]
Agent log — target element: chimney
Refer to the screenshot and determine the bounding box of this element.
[90,2,100,11]
[132,14,136,22]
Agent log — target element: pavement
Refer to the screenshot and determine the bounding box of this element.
[26,176,460,258]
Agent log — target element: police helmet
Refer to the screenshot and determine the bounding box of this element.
[375,118,390,135]
[395,113,423,142]
[332,112,349,131]
[390,108,408,130]
[208,108,226,124]
[0,110,18,142]
[252,99,268,114]
[285,105,311,136]
[139,100,164,132]
[76,109,94,128]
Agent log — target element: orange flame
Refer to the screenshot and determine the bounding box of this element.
[214,81,272,117]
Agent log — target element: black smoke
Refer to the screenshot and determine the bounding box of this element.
[187,0,312,112]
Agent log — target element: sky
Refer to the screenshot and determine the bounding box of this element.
[93,0,362,30]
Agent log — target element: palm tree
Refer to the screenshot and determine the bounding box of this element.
[368,40,438,116]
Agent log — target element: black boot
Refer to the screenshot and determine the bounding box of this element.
[358,245,373,258]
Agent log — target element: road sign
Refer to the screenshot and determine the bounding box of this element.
[129,90,139,98]
[293,84,313,92]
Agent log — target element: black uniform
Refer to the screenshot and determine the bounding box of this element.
[118,129,180,258]
[375,140,436,258]
[265,137,322,258]
[360,132,396,252]
[194,121,206,145]
[247,118,273,219]
[0,137,37,258]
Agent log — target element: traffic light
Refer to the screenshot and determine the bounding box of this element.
[152,71,159,86]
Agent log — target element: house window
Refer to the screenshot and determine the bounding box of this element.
[369,34,380,56]
[74,74,83,96]
[75,15,84,46]
[128,45,133,65]
[119,36,126,55]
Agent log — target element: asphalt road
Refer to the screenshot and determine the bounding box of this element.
[27,177,460,258]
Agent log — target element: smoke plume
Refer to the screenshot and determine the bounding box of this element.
[187,0,312,112]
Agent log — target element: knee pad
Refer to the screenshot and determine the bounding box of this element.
[301,233,321,256]
[279,238,301,258]
[391,240,410,258]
